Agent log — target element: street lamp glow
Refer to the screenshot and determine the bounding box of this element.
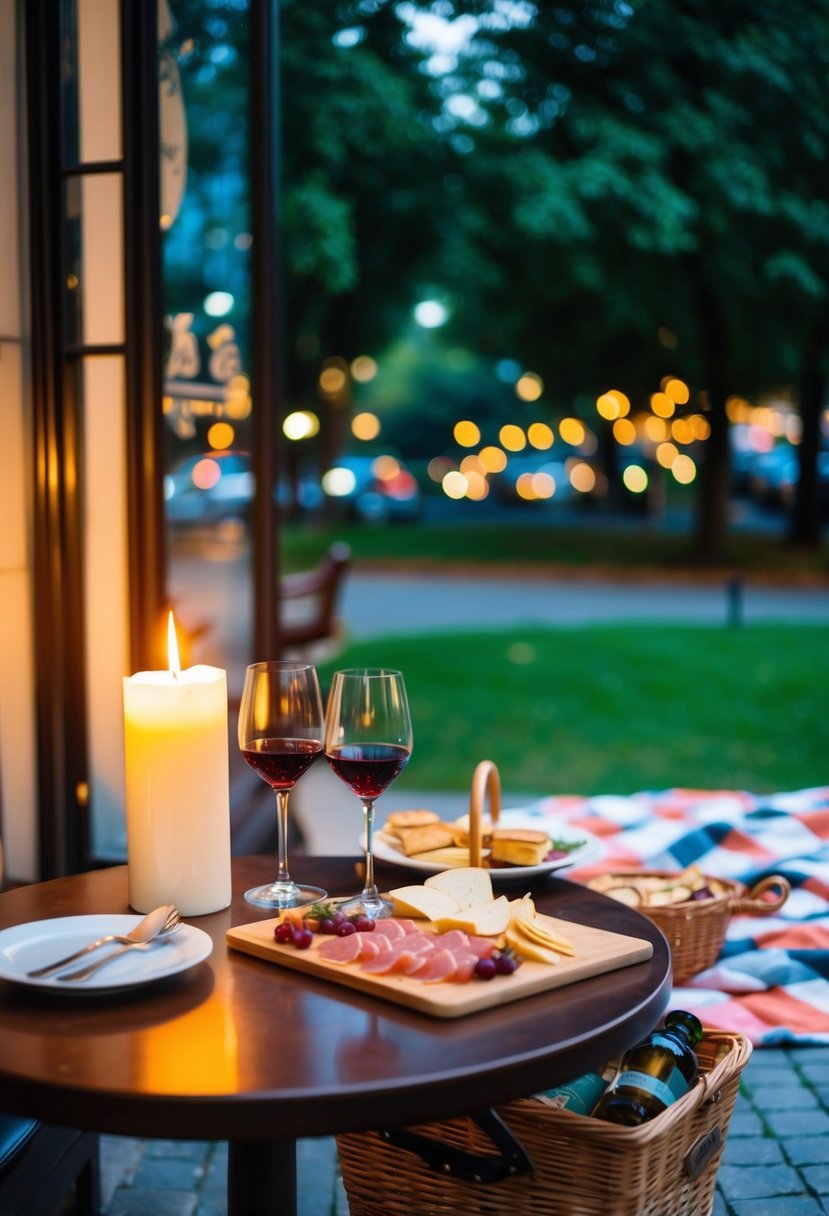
[454,420,481,447]
[203,291,234,317]
[442,470,467,499]
[528,422,554,450]
[623,464,648,494]
[283,410,320,441]
[322,467,357,497]
[516,372,543,402]
[352,412,381,440]
[499,424,526,451]
[414,300,448,328]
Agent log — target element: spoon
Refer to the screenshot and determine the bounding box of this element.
[27,905,179,978]
[57,910,182,981]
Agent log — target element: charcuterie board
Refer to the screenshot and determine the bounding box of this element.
[226,915,653,1019]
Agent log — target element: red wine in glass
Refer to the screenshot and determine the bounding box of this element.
[242,738,323,790]
[325,743,410,799]
[324,668,413,919]
[238,661,327,909]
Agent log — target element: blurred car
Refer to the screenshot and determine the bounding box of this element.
[164,450,254,525]
[319,454,422,522]
[749,442,829,510]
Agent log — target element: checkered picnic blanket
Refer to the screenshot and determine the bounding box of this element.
[525,786,829,1046]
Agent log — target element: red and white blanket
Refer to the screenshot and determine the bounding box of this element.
[525,786,829,1045]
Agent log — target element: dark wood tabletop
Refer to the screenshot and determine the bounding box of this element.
[0,855,671,1144]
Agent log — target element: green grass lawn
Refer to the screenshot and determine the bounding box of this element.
[284,518,829,583]
[318,624,828,798]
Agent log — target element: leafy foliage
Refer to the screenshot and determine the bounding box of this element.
[164,0,829,549]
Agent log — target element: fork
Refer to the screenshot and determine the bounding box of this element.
[56,910,183,981]
[28,905,180,978]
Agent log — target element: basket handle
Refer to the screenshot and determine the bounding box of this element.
[468,761,501,868]
[379,1108,533,1184]
[728,874,790,917]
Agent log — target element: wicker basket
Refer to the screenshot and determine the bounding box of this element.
[337,1029,751,1216]
[587,872,789,985]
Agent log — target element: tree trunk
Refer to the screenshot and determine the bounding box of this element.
[693,277,731,559]
[789,329,825,547]
[693,386,731,558]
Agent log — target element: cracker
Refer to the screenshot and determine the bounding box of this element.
[386,809,441,830]
[396,823,456,856]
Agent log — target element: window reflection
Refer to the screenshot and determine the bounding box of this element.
[161,0,253,700]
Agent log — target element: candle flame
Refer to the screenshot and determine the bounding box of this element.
[167,611,182,677]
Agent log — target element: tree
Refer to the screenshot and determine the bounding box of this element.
[165,0,829,552]
[423,0,829,553]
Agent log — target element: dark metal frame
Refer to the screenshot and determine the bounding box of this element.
[25,0,90,877]
[122,0,168,672]
[249,0,282,660]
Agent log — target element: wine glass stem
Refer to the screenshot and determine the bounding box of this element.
[275,789,292,884]
[361,798,379,900]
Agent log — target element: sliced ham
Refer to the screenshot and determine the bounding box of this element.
[361,934,435,975]
[387,949,432,975]
[317,932,365,964]
[467,935,498,959]
[415,949,458,983]
[434,929,469,952]
[447,948,479,983]
[357,936,383,960]
[372,920,409,941]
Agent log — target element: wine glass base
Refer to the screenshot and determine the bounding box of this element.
[334,893,394,920]
[244,882,327,911]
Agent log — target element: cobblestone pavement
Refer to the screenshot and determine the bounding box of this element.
[94,1045,829,1215]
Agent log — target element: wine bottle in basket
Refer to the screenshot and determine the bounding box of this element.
[592,1010,703,1126]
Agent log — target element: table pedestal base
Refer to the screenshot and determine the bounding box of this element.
[228,1138,296,1216]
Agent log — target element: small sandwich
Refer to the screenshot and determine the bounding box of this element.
[379,810,443,850]
[394,822,457,857]
[385,809,441,832]
[489,827,552,867]
[449,814,496,848]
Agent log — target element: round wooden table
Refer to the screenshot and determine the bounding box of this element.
[0,856,671,1215]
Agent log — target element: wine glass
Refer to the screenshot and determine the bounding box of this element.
[238,660,327,909]
[324,668,412,919]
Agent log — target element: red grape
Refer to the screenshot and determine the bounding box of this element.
[319,918,340,935]
[494,953,518,975]
[336,922,357,937]
[292,928,314,949]
[475,957,497,981]
[274,922,294,944]
[351,915,375,933]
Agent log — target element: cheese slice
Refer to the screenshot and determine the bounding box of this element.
[505,924,561,965]
[388,886,461,920]
[433,894,511,936]
[425,866,494,909]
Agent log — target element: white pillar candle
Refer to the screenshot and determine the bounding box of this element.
[122,625,232,916]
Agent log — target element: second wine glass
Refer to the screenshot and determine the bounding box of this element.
[238,660,327,909]
[324,667,412,919]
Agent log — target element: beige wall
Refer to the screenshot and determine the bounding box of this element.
[0,0,132,877]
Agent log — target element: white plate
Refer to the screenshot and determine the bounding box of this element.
[0,914,213,994]
[364,807,603,883]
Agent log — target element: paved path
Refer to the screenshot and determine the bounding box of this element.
[340,570,829,638]
[97,1044,829,1215]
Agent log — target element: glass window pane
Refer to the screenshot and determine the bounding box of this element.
[162,0,254,704]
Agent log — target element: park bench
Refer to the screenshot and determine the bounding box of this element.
[279,541,351,656]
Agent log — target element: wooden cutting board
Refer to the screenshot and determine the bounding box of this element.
[226,914,653,1019]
